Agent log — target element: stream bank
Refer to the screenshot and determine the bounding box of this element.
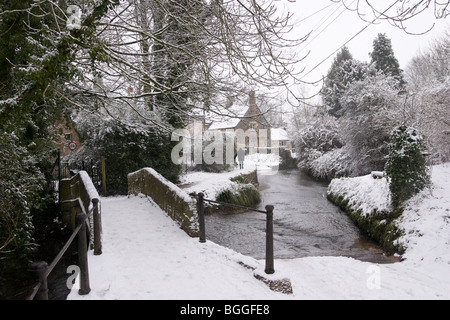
[206,170,399,264]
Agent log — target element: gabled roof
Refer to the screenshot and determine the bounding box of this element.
[207,91,270,130]
[207,104,247,130]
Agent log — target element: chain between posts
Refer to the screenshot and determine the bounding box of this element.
[197,193,275,275]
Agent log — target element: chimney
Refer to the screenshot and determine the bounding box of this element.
[249,90,256,108]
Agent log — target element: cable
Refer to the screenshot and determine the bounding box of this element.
[298,1,356,56]
[296,2,337,24]
[300,0,401,80]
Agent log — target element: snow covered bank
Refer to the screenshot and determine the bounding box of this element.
[328,173,392,216]
[327,172,403,253]
[327,163,450,266]
[397,164,450,265]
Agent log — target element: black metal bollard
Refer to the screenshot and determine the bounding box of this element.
[29,261,49,300]
[265,205,275,275]
[76,213,91,295]
[198,193,206,243]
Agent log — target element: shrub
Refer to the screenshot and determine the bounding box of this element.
[216,185,261,211]
[385,126,430,208]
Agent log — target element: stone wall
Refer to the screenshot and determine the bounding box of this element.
[128,168,199,237]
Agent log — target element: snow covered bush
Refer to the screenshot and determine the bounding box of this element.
[216,184,261,211]
[405,28,450,164]
[307,146,353,180]
[294,114,347,179]
[339,73,404,176]
[0,132,45,288]
[385,126,430,208]
[321,47,368,118]
[69,112,182,195]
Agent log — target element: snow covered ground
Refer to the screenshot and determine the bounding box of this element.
[178,153,280,200]
[68,163,450,300]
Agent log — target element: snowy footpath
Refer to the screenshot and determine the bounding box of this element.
[68,163,450,300]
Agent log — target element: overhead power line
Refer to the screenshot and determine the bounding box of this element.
[300,0,401,80]
[296,2,337,24]
[298,0,356,56]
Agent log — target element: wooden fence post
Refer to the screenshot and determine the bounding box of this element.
[76,213,91,295]
[101,156,107,195]
[92,198,102,255]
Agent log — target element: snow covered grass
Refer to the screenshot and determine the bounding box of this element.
[67,163,450,300]
[397,164,450,265]
[327,172,404,253]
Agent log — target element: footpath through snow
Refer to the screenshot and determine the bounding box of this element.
[68,163,450,300]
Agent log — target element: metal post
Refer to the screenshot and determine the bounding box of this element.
[76,213,91,295]
[198,193,206,243]
[92,198,102,255]
[265,205,275,274]
[29,261,49,300]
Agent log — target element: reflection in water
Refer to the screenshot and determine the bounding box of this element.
[205,170,398,264]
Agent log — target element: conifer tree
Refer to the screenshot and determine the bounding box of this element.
[322,47,367,118]
[370,33,406,88]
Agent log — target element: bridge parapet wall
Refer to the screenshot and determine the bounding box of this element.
[128,168,199,237]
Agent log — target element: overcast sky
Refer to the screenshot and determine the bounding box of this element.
[274,0,449,99]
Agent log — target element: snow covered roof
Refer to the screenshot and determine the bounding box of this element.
[271,128,289,141]
[207,104,247,130]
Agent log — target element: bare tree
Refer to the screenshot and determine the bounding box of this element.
[67,0,307,131]
[334,0,449,34]
[405,28,450,163]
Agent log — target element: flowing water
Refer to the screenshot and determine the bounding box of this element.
[205,170,398,264]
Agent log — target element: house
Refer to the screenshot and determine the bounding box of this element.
[207,90,272,153]
[52,119,81,157]
[271,128,292,150]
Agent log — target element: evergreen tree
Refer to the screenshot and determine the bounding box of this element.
[0,0,117,298]
[385,126,430,208]
[322,47,367,118]
[69,113,182,195]
[370,33,406,88]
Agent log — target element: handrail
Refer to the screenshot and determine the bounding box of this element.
[27,282,42,301]
[46,204,87,277]
[27,199,91,300]
[197,193,275,275]
[60,171,102,255]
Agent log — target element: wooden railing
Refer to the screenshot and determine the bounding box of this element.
[60,171,102,255]
[27,200,91,300]
[26,171,102,300]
